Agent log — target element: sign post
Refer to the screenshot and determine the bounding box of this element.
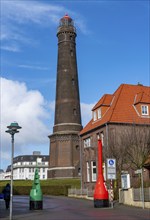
[135,169,145,209]
[107,159,116,208]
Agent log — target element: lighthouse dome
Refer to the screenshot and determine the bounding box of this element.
[59,14,74,26]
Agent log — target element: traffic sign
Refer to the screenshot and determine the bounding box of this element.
[135,169,142,174]
[107,159,116,168]
[107,159,116,180]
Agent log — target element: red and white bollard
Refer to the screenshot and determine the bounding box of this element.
[109,179,114,208]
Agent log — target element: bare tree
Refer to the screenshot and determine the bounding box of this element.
[122,125,150,170]
[104,124,150,189]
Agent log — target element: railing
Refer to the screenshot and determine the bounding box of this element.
[119,187,150,209]
[133,188,150,202]
[68,188,94,200]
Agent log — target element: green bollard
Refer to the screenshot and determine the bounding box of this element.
[29,167,43,210]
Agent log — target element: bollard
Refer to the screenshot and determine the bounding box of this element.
[93,140,109,208]
[29,167,43,210]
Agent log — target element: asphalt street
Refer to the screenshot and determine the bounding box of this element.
[0,196,149,220]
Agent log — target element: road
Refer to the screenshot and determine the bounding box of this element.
[0,196,149,220]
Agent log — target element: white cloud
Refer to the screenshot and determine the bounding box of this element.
[1,0,88,52]
[0,77,94,170]
[81,102,94,126]
[1,1,63,25]
[18,64,49,71]
[0,77,51,170]
[1,45,21,52]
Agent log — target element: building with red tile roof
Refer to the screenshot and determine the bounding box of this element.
[80,84,150,191]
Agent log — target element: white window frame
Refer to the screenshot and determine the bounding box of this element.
[91,161,97,182]
[93,111,97,121]
[97,108,101,119]
[141,105,149,115]
[100,132,104,146]
[84,137,91,148]
[86,162,90,182]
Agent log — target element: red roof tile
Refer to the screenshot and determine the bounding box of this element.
[80,84,150,135]
[134,92,150,104]
[92,94,113,110]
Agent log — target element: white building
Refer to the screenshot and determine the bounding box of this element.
[0,152,49,180]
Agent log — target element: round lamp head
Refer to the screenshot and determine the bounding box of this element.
[7,122,22,130]
[6,122,22,135]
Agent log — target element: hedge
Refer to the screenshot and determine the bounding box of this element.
[0,185,71,196]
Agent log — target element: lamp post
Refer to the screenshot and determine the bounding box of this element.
[5,122,21,220]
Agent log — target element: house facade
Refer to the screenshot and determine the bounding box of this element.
[80,84,150,191]
[0,151,49,180]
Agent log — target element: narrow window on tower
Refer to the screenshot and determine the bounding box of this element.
[78,168,81,176]
[72,78,75,85]
[70,49,73,56]
[76,145,79,150]
[73,108,77,115]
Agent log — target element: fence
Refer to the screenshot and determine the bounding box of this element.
[68,188,113,201]
[133,188,150,202]
[119,187,150,209]
[69,187,150,209]
[68,188,94,200]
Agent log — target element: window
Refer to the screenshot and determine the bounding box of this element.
[84,137,91,148]
[70,50,73,56]
[73,108,77,115]
[86,162,90,182]
[97,108,101,119]
[76,145,79,150]
[78,168,81,176]
[93,111,97,121]
[91,161,97,182]
[72,78,75,85]
[97,132,104,146]
[100,132,104,146]
[141,105,149,115]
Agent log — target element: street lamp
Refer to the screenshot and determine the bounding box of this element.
[5,122,22,220]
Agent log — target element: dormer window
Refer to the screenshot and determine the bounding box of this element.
[93,111,97,121]
[141,105,149,115]
[97,108,101,119]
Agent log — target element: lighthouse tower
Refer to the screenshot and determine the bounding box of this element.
[48,15,82,178]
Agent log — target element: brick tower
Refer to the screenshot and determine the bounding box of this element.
[48,15,82,178]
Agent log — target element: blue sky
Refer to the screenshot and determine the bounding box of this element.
[0,0,149,170]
